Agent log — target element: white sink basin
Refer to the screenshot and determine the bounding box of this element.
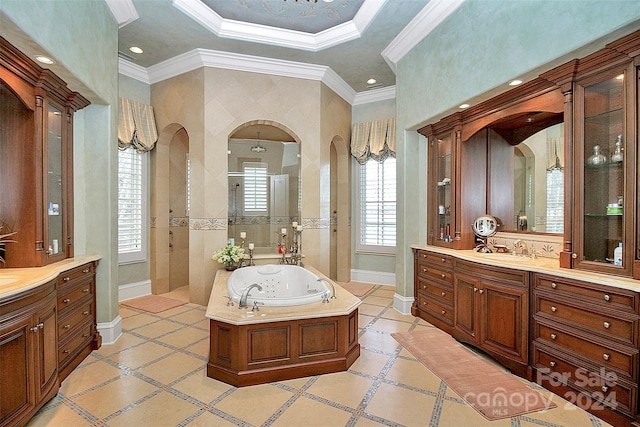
[482,253,533,263]
[0,276,19,286]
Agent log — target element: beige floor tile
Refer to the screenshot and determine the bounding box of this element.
[368,317,414,334]
[138,352,205,384]
[107,391,200,427]
[522,394,614,427]
[185,411,239,427]
[214,384,294,426]
[184,338,210,358]
[360,295,392,307]
[27,400,90,426]
[132,319,184,339]
[109,341,174,369]
[278,376,314,389]
[438,396,514,426]
[172,368,233,403]
[158,304,193,317]
[359,330,401,353]
[163,286,190,302]
[385,357,441,391]
[118,306,141,318]
[121,313,160,330]
[305,371,373,409]
[156,326,209,348]
[358,313,375,328]
[73,375,158,419]
[349,349,392,377]
[365,382,437,426]
[371,287,395,297]
[192,317,210,330]
[379,307,415,322]
[58,360,123,396]
[94,332,146,356]
[357,303,386,317]
[271,395,353,427]
[169,308,208,324]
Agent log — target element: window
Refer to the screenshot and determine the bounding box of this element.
[118,148,147,264]
[357,157,396,254]
[243,162,268,215]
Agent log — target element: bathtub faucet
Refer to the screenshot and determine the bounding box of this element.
[317,278,336,300]
[239,283,263,308]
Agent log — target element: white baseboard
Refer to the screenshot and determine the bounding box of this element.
[350,269,396,286]
[97,315,122,345]
[393,293,414,315]
[119,279,151,302]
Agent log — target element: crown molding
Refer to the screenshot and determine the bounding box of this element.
[119,57,150,84]
[353,85,396,105]
[105,0,139,28]
[172,0,386,52]
[381,0,465,73]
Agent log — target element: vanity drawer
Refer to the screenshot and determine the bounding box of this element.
[416,263,453,285]
[58,320,93,367]
[535,275,639,314]
[58,300,93,341]
[416,251,452,269]
[534,295,638,346]
[416,278,453,305]
[535,321,638,380]
[533,343,636,416]
[416,294,453,325]
[57,277,93,313]
[57,263,95,289]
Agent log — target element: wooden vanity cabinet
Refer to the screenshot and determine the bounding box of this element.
[0,280,58,427]
[0,37,89,268]
[452,258,529,377]
[412,250,454,333]
[532,273,640,421]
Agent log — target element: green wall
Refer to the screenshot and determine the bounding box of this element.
[395,0,640,300]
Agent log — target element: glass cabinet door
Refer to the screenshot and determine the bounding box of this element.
[46,102,65,258]
[436,134,452,243]
[579,70,626,270]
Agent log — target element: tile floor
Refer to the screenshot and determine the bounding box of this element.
[28,285,612,427]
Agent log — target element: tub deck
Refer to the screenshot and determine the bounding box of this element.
[206,267,361,387]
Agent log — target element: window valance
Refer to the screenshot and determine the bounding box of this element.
[350,118,395,164]
[118,97,158,152]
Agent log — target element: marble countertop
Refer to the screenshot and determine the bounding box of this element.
[0,255,101,300]
[206,265,361,325]
[412,244,640,292]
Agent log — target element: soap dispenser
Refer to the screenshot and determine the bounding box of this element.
[614,242,623,266]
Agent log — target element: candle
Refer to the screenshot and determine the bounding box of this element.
[248,243,254,250]
[297,225,302,231]
[292,221,298,228]
[240,231,246,239]
[281,228,287,234]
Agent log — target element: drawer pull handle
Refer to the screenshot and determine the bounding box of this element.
[64,324,71,329]
[82,269,90,273]
[551,306,557,312]
[603,353,610,361]
[441,273,446,279]
[604,322,611,329]
[422,285,427,290]
[604,294,611,302]
[549,361,556,367]
[422,254,427,258]
[550,333,557,340]
[441,310,446,315]
[479,289,484,294]
[83,311,90,315]
[82,288,89,293]
[37,323,43,329]
[473,287,478,292]
[423,302,428,306]
[63,298,70,303]
[602,386,609,393]
[83,333,90,337]
[551,282,557,289]
[30,326,39,332]
[63,349,71,354]
[441,258,446,263]
[63,277,70,282]
[423,268,428,273]
[441,291,446,296]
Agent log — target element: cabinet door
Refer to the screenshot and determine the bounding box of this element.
[434,132,454,244]
[34,297,58,401]
[574,62,636,277]
[479,282,528,363]
[0,315,35,426]
[453,273,478,342]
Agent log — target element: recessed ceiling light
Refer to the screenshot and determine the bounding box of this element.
[323,0,334,2]
[459,103,470,109]
[129,46,144,54]
[509,79,523,86]
[35,55,55,64]
[367,78,377,85]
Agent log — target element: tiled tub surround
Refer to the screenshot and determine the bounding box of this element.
[206,267,361,386]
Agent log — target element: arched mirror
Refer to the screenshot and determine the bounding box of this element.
[485,112,564,234]
[227,124,300,253]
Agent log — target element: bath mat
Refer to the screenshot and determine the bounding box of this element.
[337,281,375,297]
[121,295,185,313]
[392,328,556,420]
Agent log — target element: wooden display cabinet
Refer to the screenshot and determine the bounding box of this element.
[0,37,89,268]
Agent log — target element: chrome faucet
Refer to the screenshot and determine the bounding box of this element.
[513,239,529,257]
[317,278,336,299]
[239,283,262,308]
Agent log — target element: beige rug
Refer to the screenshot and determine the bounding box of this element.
[121,295,186,313]
[392,328,556,420]
[337,281,376,297]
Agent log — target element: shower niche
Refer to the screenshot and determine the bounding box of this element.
[228,124,300,253]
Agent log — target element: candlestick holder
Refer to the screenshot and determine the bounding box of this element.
[248,248,255,266]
